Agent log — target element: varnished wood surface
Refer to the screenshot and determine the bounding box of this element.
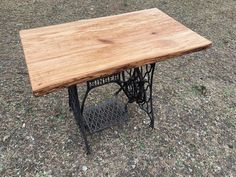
[20,8,212,96]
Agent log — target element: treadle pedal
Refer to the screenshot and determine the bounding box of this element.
[83,98,128,133]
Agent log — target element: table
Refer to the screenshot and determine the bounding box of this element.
[20,8,211,154]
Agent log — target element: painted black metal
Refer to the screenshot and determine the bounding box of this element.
[83,98,128,133]
[68,63,156,154]
[68,85,91,154]
[119,63,156,128]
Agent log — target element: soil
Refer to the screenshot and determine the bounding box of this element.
[0,0,235,176]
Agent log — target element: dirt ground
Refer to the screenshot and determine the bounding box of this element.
[0,0,235,176]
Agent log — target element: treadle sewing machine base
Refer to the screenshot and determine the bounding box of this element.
[68,63,156,154]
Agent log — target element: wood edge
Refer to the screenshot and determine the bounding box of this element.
[19,31,38,96]
[32,42,212,97]
[19,8,158,34]
[153,8,213,47]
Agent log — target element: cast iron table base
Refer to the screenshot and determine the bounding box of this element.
[68,63,156,154]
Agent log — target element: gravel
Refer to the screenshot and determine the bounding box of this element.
[0,0,236,176]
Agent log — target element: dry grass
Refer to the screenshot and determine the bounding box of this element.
[0,0,235,176]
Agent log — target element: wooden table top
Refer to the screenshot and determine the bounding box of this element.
[20,8,211,96]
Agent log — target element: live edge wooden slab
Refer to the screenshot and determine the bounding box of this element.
[20,8,211,96]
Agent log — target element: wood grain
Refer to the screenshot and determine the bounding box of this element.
[20,8,212,96]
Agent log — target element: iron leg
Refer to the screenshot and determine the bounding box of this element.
[68,85,91,154]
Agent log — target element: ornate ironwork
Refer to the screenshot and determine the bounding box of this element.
[83,98,128,133]
[119,63,156,128]
[81,73,121,113]
[87,73,121,89]
[68,63,156,154]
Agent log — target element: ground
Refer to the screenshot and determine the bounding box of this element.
[0,0,236,176]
